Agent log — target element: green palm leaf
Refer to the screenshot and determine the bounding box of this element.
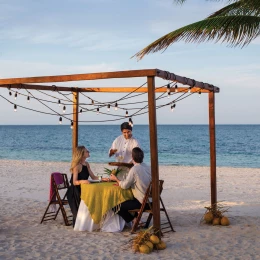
[134,15,260,60]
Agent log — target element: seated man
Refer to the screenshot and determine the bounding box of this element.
[110,147,151,224]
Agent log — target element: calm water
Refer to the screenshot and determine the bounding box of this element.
[0,125,259,168]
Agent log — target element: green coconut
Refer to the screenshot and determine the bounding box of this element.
[204,211,214,224]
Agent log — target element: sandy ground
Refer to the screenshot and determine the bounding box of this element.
[0,160,260,260]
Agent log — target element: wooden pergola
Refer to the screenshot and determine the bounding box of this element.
[0,68,219,235]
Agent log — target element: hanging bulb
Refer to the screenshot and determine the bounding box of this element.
[14,92,18,100]
[199,91,201,97]
[167,84,171,94]
[129,118,133,127]
[9,91,12,96]
[58,100,61,106]
[188,87,192,93]
[168,93,170,99]
[27,96,30,103]
[70,121,73,129]
[97,107,99,115]
[59,117,62,124]
[115,102,118,111]
[171,105,173,112]
[175,84,178,93]
[79,109,82,114]
[14,104,17,112]
[107,104,110,112]
[125,110,128,117]
[63,106,66,113]
[91,99,94,105]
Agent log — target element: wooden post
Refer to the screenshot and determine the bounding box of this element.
[72,90,79,155]
[208,91,217,207]
[147,76,161,237]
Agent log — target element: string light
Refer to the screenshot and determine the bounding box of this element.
[63,106,66,113]
[9,91,12,96]
[129,118,133,127]
[188,87,192,93]
[107,104,110,112]
[171,103,176,112]
[79,109,82,114]
[70,120,73,129]
[115,102,118,111]
[97,107,99,115]
[58,100,61,106]
[14,104,17,112]
[27,96,30,103]
[199,91,201,97]
[175,84,178,93]
[167,84,171,94]
[59,117,62,124]
[14,92,18,100]
[125,110,128,117]
[91,99,94,105]
[168,92,170,99]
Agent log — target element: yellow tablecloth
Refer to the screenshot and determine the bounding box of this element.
[81,182,133,224]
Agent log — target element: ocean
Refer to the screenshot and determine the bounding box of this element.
[0,125,259,168]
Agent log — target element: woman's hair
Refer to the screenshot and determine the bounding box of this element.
[132,147,144,163]
[70,146,86,172]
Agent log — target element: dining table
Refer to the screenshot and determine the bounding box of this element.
[74,181,133,232]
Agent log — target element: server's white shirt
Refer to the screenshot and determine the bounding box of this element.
[109,135,140,163]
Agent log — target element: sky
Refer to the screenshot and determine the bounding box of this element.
[0,0,259,125]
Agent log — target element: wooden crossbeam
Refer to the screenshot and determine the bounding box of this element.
[0,84,210,93]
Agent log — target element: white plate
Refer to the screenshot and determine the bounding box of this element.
[88,180,101,183]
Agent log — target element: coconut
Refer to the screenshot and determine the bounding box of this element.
[150,235,160,245]
[156,240,167,250]
[145,241,154,252]
[212,217,220,225]
[221,216,230,226]
[204,211,214,224]
[132,244,139,252]
[139,245,150,254]
[111,169,117,175]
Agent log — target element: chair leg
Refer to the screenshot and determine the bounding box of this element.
[160,197,175,232]
[145,213,153,228]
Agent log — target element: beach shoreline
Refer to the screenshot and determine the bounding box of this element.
[0,160,260,259]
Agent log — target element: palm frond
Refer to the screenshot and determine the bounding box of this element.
[133,16,260,60]
[208,0,260,17]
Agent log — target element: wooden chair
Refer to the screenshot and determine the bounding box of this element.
[40,173,73,226]
[129,180,175,234]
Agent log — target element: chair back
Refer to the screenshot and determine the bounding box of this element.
[52,173,70,190]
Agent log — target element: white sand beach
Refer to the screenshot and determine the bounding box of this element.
[0,160,260,260]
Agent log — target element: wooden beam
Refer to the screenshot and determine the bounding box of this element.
[156,69,220,93]
[0,83,75,92]
[208,91,217,208]
[79,87,210,93]
[0,69,157,84]
[147,76,161,237]
[0,84,211,93]
[72,91,79,155]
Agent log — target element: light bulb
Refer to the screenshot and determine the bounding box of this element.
[107,104,110,112]
[175,85,178,93]
[79,109,82,114]
[125,110,128,117]
[9,91,12,96]
[199,91,201,97]
[14,104,17,112]
[188,87,191,93]
[58,100,61,106]
[27,96,30,103]
[59,117,62,124]
[97,107,99,115]
[168,93,170,99]
[115,102,118,111]
[70,121,73,129]
[91,99,94,105]
[14,92,17,100]
[167,84,171,94]
[63,106,66,113]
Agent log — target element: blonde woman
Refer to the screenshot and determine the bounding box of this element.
[68,146,108,225]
